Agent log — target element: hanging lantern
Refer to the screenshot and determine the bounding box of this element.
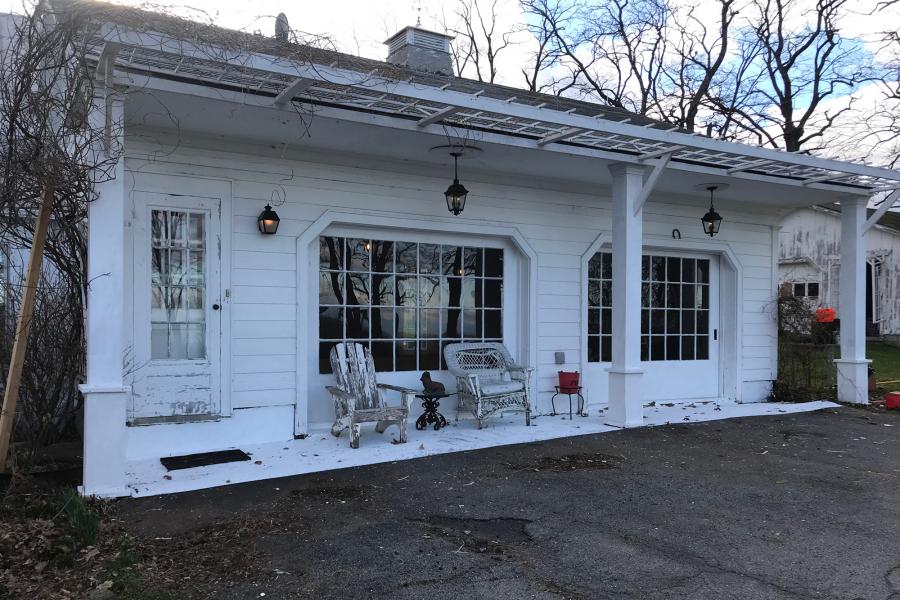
[444,152,468,216]
[700,185,723,237]
[258,204,280,234]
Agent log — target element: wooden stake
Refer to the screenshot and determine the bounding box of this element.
[0,184,55,473]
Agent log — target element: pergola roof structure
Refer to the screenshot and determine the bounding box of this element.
[65,0,900,197]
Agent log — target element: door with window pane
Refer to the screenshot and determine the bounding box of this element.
[131,192,222,422]
[586,250,720,403]
[640,253,720,400]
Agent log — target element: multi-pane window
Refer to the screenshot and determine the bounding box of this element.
[150,210,206,360]
[641,255,710,361]
[587,252,712,363]
[318,237,503,373]
[791,281,819,298]
[587,252,613,362]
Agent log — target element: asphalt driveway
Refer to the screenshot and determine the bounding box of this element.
[118,406,900,599]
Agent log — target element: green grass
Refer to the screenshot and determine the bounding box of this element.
[869,341,900,392]
[59,488,99,548]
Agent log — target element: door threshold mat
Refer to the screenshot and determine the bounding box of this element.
[160,449,251,471]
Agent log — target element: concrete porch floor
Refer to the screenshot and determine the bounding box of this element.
[125,400,837,497]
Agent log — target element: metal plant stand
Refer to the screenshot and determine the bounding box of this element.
[415,392,449,431]
[550,386,586,420]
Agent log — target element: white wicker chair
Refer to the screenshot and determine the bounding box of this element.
[443,342,533,429]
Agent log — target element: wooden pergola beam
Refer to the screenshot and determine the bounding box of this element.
[633,152,674,215]
[537,127,583,146]
[863,189,900,235]
[0,184,54,473]
[417,105,458,127]
[273,77,314,107]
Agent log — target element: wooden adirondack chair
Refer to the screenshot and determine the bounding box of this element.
[326,342,416,448]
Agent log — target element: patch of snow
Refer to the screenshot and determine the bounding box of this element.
[124,400,838,497]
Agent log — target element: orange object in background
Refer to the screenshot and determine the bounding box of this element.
[815,308,836,323]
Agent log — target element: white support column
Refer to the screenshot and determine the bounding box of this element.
[78,93,130,497]
[834,195,871,405]
[606,163,646,427]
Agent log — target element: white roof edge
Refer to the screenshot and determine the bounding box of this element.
[91,24,900,190]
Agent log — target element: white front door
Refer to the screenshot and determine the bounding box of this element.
[130,191,223,423]
[584,250,721,406]
[640,253,720,400]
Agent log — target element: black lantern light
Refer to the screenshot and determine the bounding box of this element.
[700,185,723,237]
[258,204,280,234]
[444,151,468,216]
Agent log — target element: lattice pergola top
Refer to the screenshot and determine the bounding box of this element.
[64,0,900,194]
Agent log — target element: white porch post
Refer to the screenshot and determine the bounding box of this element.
[606,163,645,427]
[834,195,870,405]
[79,94,129,497]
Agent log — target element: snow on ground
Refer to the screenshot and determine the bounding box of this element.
[125,400,838,497]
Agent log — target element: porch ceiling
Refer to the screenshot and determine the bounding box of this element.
[82,23,900,203]
[124,88,851,210]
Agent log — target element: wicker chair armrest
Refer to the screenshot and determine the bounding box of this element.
[458,373,481,397]
[508,365,534,380]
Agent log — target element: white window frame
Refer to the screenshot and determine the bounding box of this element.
[296,211,538,437]
[788,280,820,300]
[586,250,716,363]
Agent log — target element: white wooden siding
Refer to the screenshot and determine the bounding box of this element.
[124,131,781,434]
[780,207,900,334]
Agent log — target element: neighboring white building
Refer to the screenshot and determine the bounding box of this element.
[779,206,900,336]
[35,1,898,497]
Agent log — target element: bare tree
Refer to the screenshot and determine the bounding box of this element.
[730,0,875,152]
[522,0,747,133]
[0,2,119,463]
[445,0,518,83]
[661,0,742,133]
[852,24,900,167]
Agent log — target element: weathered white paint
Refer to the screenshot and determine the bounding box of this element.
[779,206,900,335]
[79,94,129,498]
[836,197,871,405]
[129,187,225,422]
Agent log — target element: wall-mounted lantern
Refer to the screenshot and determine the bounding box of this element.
[258,204,280,234]
[699,184,724,237]
[444,151,468,216]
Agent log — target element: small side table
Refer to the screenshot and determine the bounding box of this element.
[550,386,586,420]
[415,392,449,431]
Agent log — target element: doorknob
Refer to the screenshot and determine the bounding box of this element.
[212,303,221,310]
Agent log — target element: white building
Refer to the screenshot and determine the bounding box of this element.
[48,2,898,497]
[779,205,900,336]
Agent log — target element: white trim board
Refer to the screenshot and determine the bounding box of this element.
[294,210,539,436]
[579,233,746,406]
